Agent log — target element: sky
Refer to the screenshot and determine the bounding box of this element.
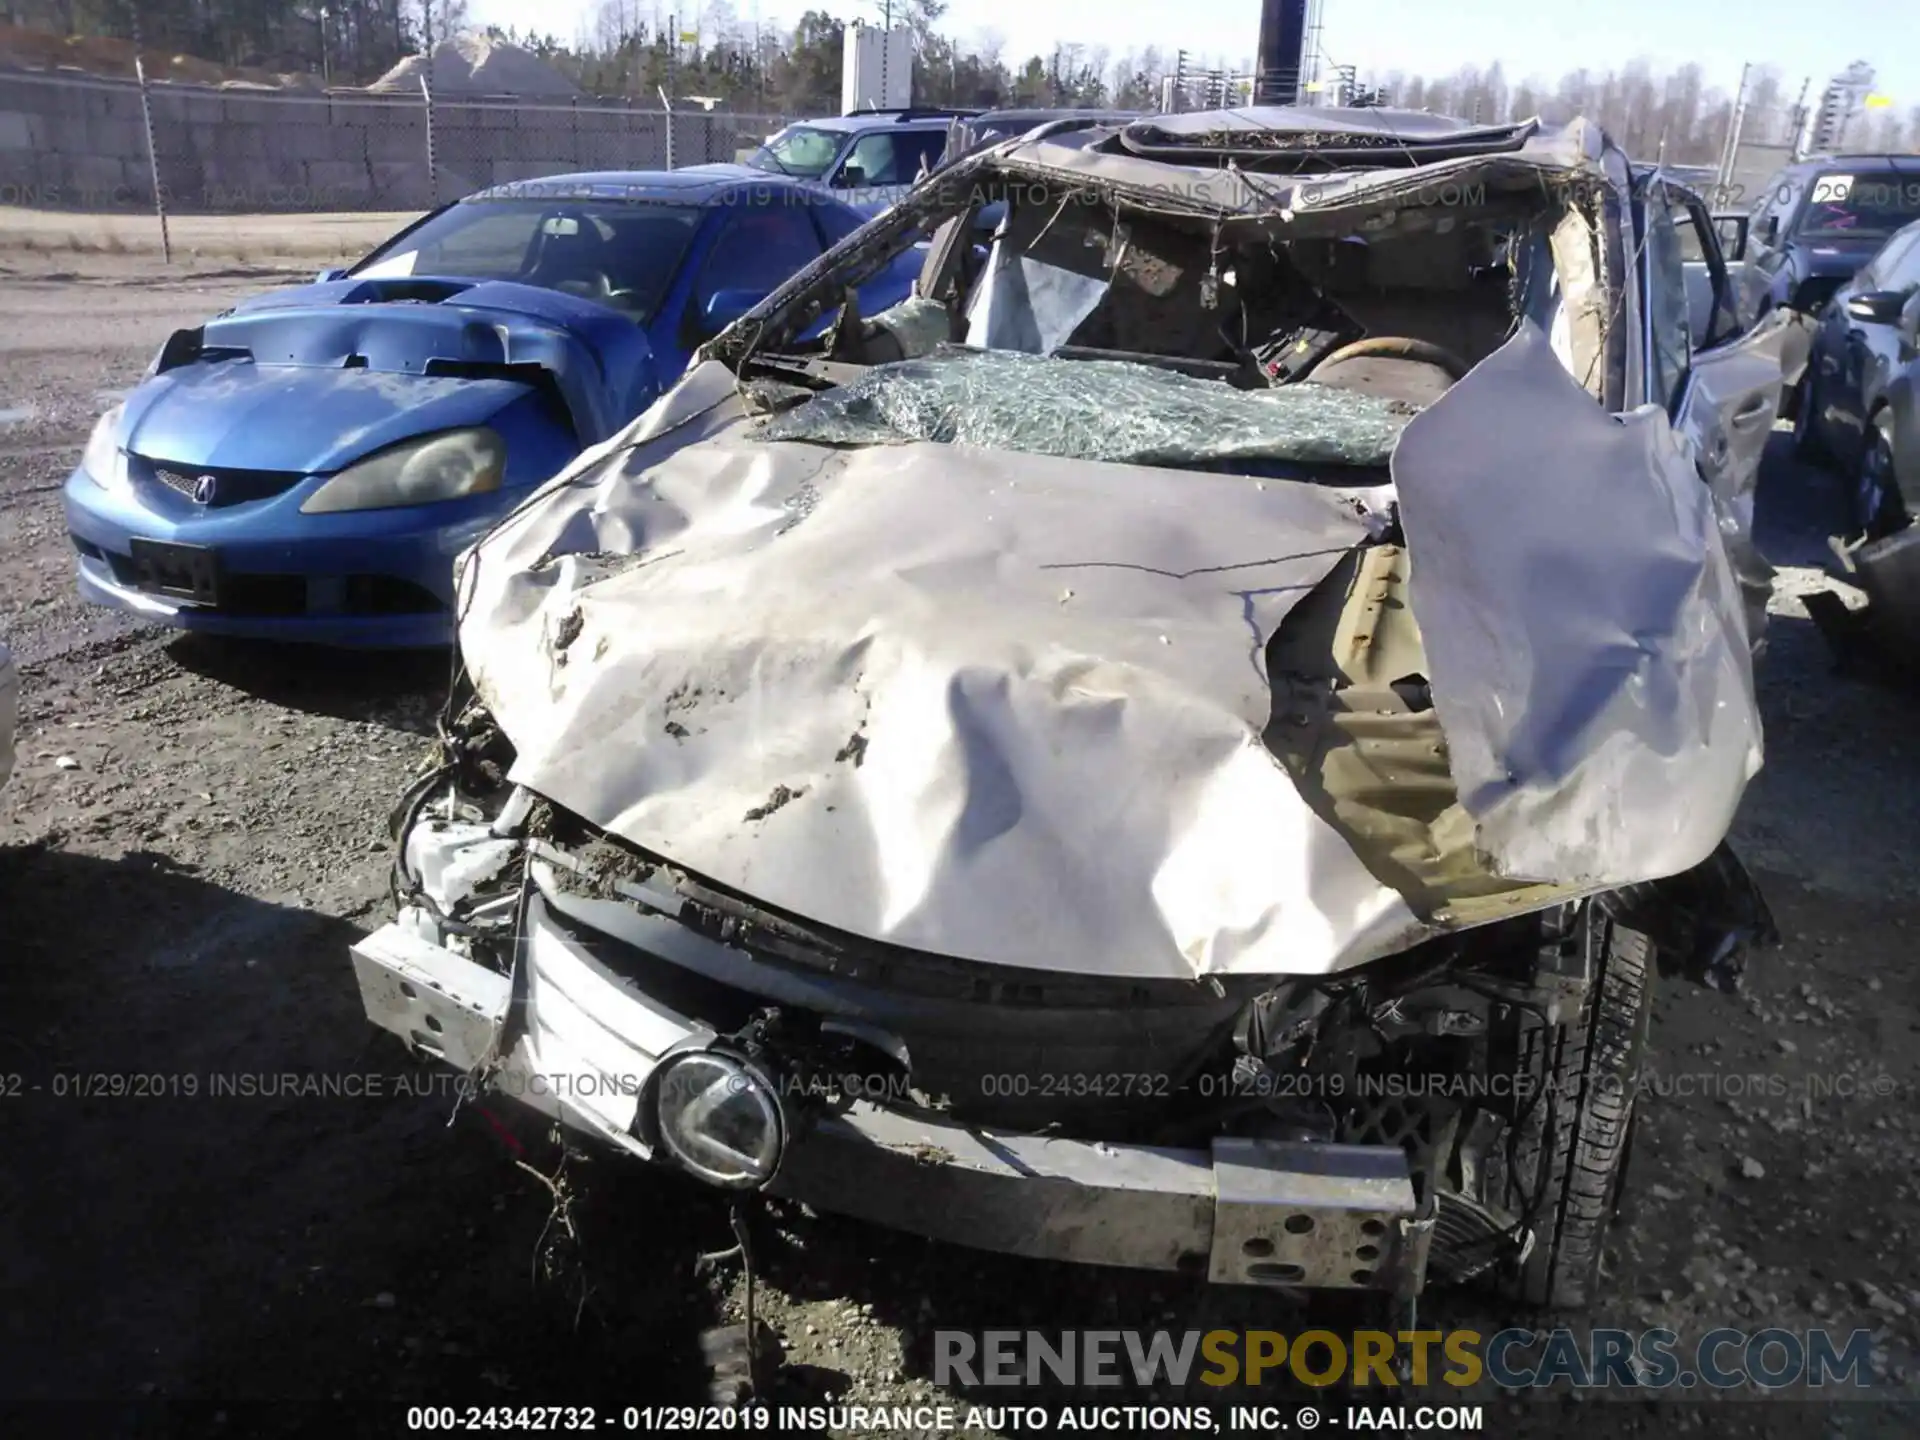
[463,0,1913,111]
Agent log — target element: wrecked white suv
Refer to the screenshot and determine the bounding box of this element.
[351,108,1795,1310]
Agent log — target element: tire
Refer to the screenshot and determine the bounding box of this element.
[1792,369,1830,463]
[1499,906,1654,1310]
[1859,408,1909,540]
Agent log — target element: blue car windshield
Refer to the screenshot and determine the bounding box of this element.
[745,126,842,180]
[349,197,705,319]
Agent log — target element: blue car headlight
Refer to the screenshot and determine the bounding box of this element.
[301,428,506,515]
[77,404,130,495]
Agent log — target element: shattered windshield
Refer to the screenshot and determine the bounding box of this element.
[757,346,1415,471]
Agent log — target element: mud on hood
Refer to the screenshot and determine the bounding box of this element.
[454,325,1760,981]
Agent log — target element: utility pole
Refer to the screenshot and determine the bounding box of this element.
[420,72,437,203]
[664,12,677,167]
[129,12,171,263]
[1714,62,1750,197]
[1787,75,1811,159]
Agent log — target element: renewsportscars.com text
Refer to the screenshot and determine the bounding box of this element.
[934,1327,1875,1391]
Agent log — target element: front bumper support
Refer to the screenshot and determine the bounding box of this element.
[350,905,1429,1292]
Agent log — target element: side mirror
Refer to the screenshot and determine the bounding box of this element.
[1712,213,1749,264]
[315,266,349,283]
[694,287,770,340]
[1845,289,1911,325]
[1762,215,1780,247]
[837,161,870,190]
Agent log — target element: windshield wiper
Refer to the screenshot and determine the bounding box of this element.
[753,147,795,177]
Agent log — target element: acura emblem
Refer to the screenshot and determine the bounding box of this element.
[191,474,217,504]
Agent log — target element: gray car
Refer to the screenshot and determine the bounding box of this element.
[741,107,978,215]
[1725,154,1920,328]
[350,106,1795,1313]
[1794,217,1920,538]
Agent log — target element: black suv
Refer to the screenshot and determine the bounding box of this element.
[1725,154,1920,326]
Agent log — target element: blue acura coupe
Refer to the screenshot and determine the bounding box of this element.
[64,166,914,647]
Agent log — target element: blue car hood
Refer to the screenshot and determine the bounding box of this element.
[122,362,532,474]
[141,276,662,456]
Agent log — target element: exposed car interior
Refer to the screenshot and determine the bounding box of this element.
[833,173,1553,414]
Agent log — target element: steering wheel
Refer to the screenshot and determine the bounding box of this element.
[552,272,613,302]
[1307,336,1473,380]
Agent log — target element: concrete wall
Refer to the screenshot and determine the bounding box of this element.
[0,68,791,214]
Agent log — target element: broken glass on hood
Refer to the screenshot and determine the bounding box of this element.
[756,346,1417,469]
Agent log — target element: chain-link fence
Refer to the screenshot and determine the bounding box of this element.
[0,67,793,224]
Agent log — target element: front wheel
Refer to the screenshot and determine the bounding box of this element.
[1859,408,1909,540]
[1497,907,1654,1310]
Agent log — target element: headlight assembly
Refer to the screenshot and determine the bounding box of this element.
[301,427,505,514]
[652,1050,785,1189]
[77,404,129,494]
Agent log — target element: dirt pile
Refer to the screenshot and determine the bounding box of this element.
[366,32,580,98]
[0,20,320,89]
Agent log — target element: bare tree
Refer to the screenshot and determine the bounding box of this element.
[409,0,470,50]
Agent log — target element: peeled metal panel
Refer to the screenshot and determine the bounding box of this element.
[1391,321,1761,886]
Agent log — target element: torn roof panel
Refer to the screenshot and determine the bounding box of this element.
[1116,107,1543,166]
[1121,105,1534,144]
[989,115,1617,224]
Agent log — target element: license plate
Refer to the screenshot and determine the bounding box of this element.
[129,538,222,606]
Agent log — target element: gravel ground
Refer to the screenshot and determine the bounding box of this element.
[1,254,1917,1439]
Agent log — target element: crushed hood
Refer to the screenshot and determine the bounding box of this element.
[455,325,1761,982]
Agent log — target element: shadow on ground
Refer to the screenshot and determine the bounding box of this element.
[165,634,449,734]
[0,844,725,1423]
[1753,431,1854,570]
